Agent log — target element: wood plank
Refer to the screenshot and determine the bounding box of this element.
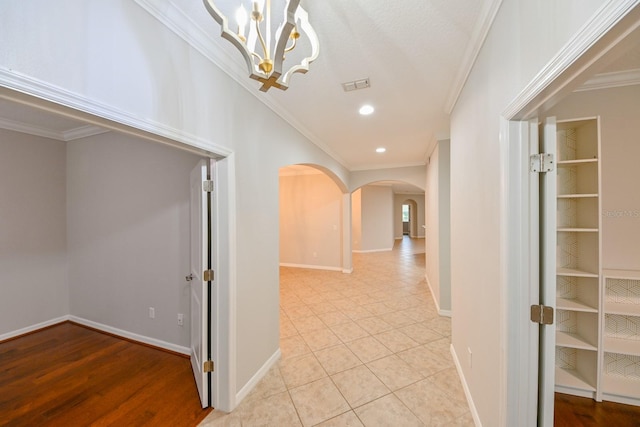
[555,392,640,426]
[0,322,212,426]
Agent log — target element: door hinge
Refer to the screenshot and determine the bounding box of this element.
[202,180,214,193]
[203,269,215,282]
[530,305,554,325]
[530,153,555,173]
[204,360,214,373]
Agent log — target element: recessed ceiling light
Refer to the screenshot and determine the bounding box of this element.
[359,105,374,115]
[376,147,386,153]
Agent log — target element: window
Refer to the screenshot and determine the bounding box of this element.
[402,204,410,222]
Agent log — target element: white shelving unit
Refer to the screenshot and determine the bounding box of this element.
[554,118,602,399]
[601,270,640,405]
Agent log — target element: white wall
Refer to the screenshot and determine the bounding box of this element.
[425,140,451,314]
[450,1,606,425]
[358,185,394,252]
[352,189,362,251]
[279,169,343,270]
[393,194,425,239]
[546,84,640,271]
[0,129,69,336]
[66,132,201,348]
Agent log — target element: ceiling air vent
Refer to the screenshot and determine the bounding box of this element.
[342,78,370,92]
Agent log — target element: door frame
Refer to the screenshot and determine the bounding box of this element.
[501,3,640,425]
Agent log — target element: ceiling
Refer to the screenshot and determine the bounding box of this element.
[1,0,639,180]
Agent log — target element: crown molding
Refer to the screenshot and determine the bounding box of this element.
[0,67,232,157]
[502,0,640,120]
[574,68,640,92]
[0,116,65,140]
[349,160,426,173]
[444,0,504,114]
[0,116,108,141]
[134,0,351,170]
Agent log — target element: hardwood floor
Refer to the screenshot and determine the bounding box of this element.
[555,393,640,427]
[0,322,212,426]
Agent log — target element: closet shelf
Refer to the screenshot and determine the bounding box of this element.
[558,159,598,165]
[605,302,640,316]
[604,337,640,357]
[557,331,598,351]
[556,366,597,392]
[557,228,599,233]
[602,375,640,400]
[557,268,599,278]
[603,269,640,280]
[558,193,599,199]
[557,297,598,313]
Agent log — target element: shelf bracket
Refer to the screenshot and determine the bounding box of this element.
[530,153,555,173]
[531,304,554,325]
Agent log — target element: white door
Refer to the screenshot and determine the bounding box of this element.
[538,117,557,426]
[190,159,211,408]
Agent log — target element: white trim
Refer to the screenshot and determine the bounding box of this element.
[0,315,70,342]
[502,0,640,120]
[0,116,109,141]
[279,262,343,272]
[69,316,190,355]
[341,268,354,274]
[352,248,393,254]
[424,274,451,318]
[575,68,640,92]
[0,67,232,158]
[444,0,504,114]
[0,315,191,355]
[235,349,281,405]
[62,125,110,141]
[451,344,482,427]
[216,154,237,413]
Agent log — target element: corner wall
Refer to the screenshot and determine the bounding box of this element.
[425,140,451,315]
[66,132,201,349]
[279,170,343,270]
[0,129,69,337]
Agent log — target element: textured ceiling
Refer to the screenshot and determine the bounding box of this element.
[182,0,495,170]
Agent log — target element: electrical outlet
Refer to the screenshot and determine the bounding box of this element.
[177,313,184,326]
[149,307,155,319]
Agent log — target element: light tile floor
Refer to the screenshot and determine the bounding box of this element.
[200,237,474,427]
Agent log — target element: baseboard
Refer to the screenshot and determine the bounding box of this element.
[69,316,190,356]
[342,268,354,274]
[352,247,393,254]
[424,274,452,318]
[450,344,482,427]
[0,315,71,342]
[235,348,281,405]
[279,263,343,272]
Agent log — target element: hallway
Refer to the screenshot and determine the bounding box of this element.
[200,237,473,426]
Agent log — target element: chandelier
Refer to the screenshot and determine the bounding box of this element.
[203,0,319,92]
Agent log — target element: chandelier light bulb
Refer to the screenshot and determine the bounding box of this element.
[235,6,247,39]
